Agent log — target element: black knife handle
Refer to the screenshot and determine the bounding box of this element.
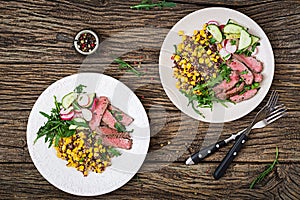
[213,133,249,180]
[191,140,227,163]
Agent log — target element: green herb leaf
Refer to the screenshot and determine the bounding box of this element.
[251,42,260,52]
[74,84,86,93]
[108,147,122,157]
[114,58,144,77]
[130,0,176,10]
[209,38,216,44]
[230,40,236,45]
[250,147,279,189]
[114,122,127,133]
[240,70,248,75]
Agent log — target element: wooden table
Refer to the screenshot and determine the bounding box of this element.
[1,0,299,199]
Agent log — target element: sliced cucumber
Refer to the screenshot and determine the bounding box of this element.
[224,33,240,39]
[72,101,81,110]
[251,35,260,45]
[86,93,96,108]
[238,29,252,50]
[62,92,77,109]
[223,23,244,34]
[72,118,89,130]
[207,24,223,43]
[226,19,238,25]
[69,125,78,130]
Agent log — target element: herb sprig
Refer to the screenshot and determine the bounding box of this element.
[130,0,176,10]
[34,96,76,148]
[114,58,144,77]
[250,147,279,189]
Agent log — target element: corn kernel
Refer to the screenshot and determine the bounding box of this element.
[207,49,212,55]
[199,58,204,64]
[174,55,180,62]
[193,30,198,35]
[212,73,217,78]
[178,30,184,36]
[190,81,196,86]
[205,58,210,64]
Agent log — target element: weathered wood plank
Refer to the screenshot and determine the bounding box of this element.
[0,0,299,64]
[0,162,299,199]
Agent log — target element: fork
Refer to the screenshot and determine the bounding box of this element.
[213,90,279,179]
[185,104,287,165]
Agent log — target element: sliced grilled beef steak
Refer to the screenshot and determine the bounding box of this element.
[102,109,117,129]
[108,105,134,126]
[233,54,263,73]
[230,89,258,103]
[213,70,239,94]
[102,137,132,150]
[89,97,109,130]
[229,59,254,85]
[253,73,263,83]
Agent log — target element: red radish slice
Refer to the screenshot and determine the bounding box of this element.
[219,24,225,31]
[78,94,90,107]
[221,39,228,48]
[60,106,74,115]
[207,20,219,26]
[225,40,237,53]
[81,108,92,121]
[60,111,75,120]
[219,48,231,60]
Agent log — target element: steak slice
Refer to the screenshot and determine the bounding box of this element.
[89,97,109,131]
[213,70,239,95]
[108,105,134,126]
[233,54,263,73]
[230,89,258,103]
[102,137,132,150]
[226,82,245,97]
[97,126,130,139]
[102,109,117,129]
[229,59,254,85]
[253,73,263,83]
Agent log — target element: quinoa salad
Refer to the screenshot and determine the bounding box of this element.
[171,19,264,117]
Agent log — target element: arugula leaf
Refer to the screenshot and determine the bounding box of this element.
[114,122,127,133]
[74,84,86,93]
[240,70,248,75]
[114,58,144,77]
[251,42,260,52]
[130,0,176,10]
[209,38,216,44]
[108,147,122,157]
[230,40,236,45]
[250,147,279,189]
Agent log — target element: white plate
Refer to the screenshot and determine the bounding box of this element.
[159,7,274,123]
[27,73,150,196]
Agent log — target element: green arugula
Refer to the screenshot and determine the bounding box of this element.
[108,147,122,157]
[114,122,127,133]
[74,84,86,93]
[130,0,176,10]
[250,147,279,189]
[34,96,76,148]
[114,58,144,77]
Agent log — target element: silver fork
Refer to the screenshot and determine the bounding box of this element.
[185,104,287,165]
[214,90,280,179]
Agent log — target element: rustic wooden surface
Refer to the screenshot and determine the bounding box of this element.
[0,0,299,199]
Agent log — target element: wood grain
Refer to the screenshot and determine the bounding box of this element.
[0,0,299,199]
[0,162,299,199]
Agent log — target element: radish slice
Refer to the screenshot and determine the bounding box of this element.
[60,106,74,115]
[219,24,225,31]
[207,20,219,26]
[225,40,237,53]
[221,39,228,48]
[81,108,92,121]
[219,48,231,60]
[60,111,75,120]
[78,94,90,107]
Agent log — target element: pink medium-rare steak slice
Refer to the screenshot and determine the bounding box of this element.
[108,105,134,126]
[97,126,130,139]
[229,59,254,85]
[233,54,263,73]
[89,97,109,131]
[213,70,239,94]
[253,73,263,83]
[102,137,132,150]
[102,109,117,129]
[226,82,245,97]
[230,89,258,103]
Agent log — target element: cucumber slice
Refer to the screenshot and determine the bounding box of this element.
[86,93,96,108]
[224,33,240,39]
[238,29,252,50]
[62,92,77,109]
[72,101,81,110]
[69,125,78,130]
[223,24,244,34]
[207,25,223,43]
[72,118,89,130]
[251,35,260,45]
[226,19,238,24]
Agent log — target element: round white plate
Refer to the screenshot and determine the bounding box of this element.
[159,7,274,123]
[27,73,150,196]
